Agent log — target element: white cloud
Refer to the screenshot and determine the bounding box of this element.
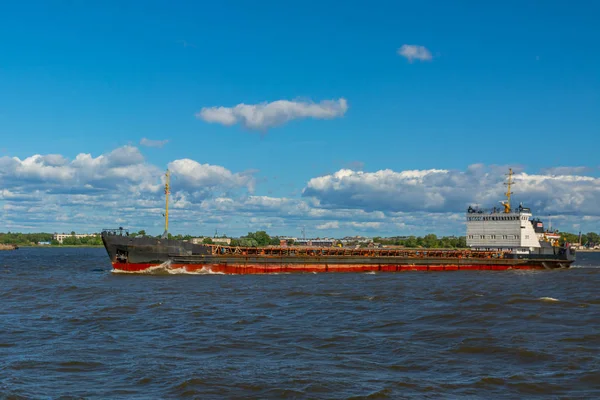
[397,44,433,62]
[539,166,591,176]
[0,146,260,234]
[168,159,256,195]
[0,145,149,189]
[303,168,455,212]
[1,148,599,237]
[39,154,69,167]
[196,98,348,131]
[349,222,382,230]
[303,166,600,217]
[316,221,382,231]
[104,145,145,167]
[316,221,339,230]
[140,138,169,148]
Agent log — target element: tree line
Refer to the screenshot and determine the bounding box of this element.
[559,232,600,247]
[0,232,55,245]
[162,231,282,247]
[373,235,467,248]
[2,230,599,248]
[0,232,102,246]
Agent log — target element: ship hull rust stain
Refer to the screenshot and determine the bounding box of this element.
[111,261,549,274]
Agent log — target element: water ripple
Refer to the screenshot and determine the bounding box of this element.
[0,248,599,398]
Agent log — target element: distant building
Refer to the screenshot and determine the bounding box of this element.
[294,238,336,247]
[53,233,98,244]
[191,237,232,245]
[340,236,373,246]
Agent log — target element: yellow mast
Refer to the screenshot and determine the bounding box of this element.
[503,168,514,213]
[164,169,170,233]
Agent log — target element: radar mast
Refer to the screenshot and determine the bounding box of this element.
[163,169,170,238]
[502,168,514,213]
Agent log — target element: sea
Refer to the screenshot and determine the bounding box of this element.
[1,248,599,399]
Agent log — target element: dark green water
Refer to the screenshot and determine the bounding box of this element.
[1,248,599,399]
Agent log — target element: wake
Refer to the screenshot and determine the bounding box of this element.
[112,261,225,275]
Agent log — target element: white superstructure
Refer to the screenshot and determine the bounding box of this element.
[466,168,542,254]
[466,205,540,253]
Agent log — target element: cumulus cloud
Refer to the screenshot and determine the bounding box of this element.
[349,222,382,230]
[303,168,456,212]
[168,159,256,196]
[1,147,599,237]
[140,138,169,148]
[539,166,591,176]
[397,44,433,62]
[196,98,348,131]
[0,145,150,189]
[302,166,600,217]
[316,221,339,230]
[104,145,145,167]
[0,146,260,233]
[315,221,382,231]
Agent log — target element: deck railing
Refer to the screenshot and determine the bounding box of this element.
[207,245,504,259]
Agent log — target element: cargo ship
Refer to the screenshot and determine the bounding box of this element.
[102,169,575,273]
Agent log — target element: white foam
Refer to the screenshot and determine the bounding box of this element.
[112,261,225,275]
[538,297,559,302]
[194,266,225,275]
[166,266,188,274]
[364,271,377,275]
[112,260,172,274]
[166,265,226,275]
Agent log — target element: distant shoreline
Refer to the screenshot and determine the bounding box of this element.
[13,245,600,252]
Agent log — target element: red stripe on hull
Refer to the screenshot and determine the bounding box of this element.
[112,262,547,274]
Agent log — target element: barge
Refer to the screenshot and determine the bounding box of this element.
[102,169,575,273]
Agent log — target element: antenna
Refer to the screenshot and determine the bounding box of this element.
[301,226,306,240]
[503,168,514,213]
[162,169,170,238]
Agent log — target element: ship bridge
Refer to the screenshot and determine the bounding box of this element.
[466,206,540,253]
[465,169,541,253]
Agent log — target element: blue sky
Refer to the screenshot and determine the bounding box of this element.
[1,1,599,236]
